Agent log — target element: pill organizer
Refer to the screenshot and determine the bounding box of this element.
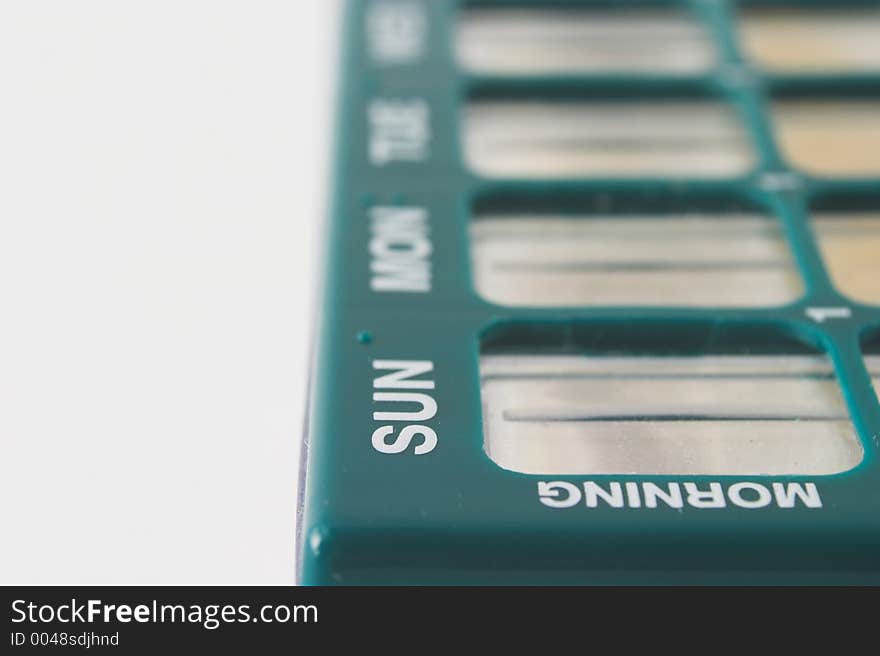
[298,0,880,585]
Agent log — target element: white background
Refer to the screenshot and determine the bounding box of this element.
[0,1,340,584]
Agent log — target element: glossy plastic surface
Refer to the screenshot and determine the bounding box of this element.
[299,0,880,585]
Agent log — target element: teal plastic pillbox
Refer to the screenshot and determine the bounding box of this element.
[297,0,880,585]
